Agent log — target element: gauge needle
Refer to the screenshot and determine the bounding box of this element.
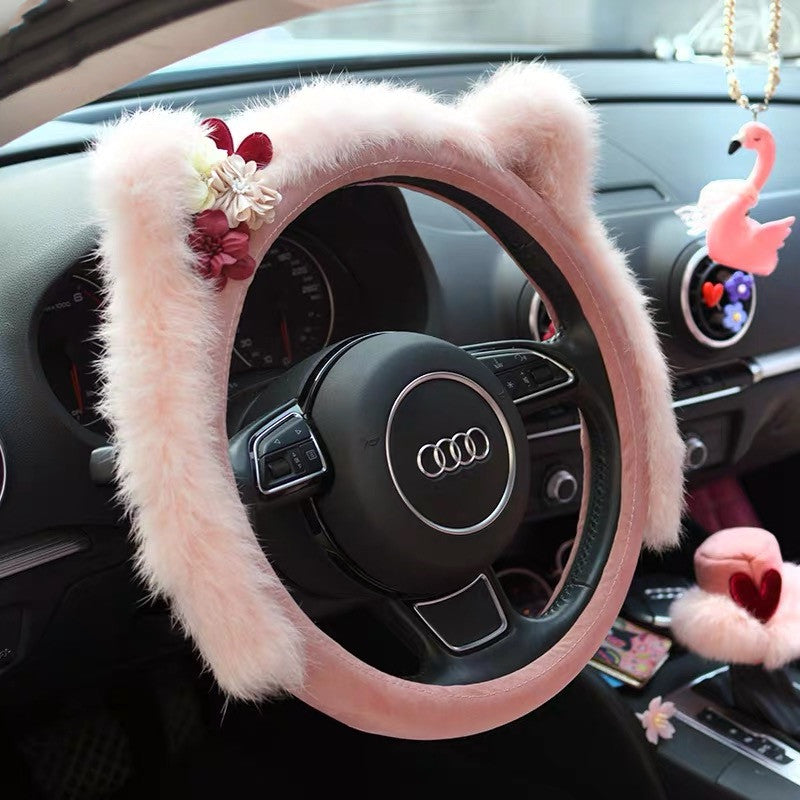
[69,362,84,414]
[280,315,293,363]
[82,288,102,306]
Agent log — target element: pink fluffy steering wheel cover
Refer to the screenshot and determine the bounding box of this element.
[214,143,649,739]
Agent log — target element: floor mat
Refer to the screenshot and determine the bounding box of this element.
[7,663,206,800]
[17,703,133,800]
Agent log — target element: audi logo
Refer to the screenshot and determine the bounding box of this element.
[416,427,491,478]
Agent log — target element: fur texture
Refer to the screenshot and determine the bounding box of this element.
[91,62,685,702]
[458,63,597,228]
[91,108,304,698]
[670,564,800,669]
[232,78,498,186]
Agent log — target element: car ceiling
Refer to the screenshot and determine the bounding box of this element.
[0,0,364,145]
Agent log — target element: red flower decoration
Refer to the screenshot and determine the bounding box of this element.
[203,117,273,168]
[189,209,256,291]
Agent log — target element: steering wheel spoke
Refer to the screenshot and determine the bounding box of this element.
[378,568,521,681]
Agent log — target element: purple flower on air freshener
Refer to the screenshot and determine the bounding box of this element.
[724,271,754,303]
[722,302,748,333]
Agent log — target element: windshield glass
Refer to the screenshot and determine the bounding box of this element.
[153,0,800,78]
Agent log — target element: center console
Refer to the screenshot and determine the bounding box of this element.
[656,666,800,799]
[617,522,800,800]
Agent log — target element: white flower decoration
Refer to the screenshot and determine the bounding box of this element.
[636,696,676,745]
[187,136,227,212]
[209,154,282,230]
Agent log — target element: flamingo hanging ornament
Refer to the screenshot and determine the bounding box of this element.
[676,0,793,277]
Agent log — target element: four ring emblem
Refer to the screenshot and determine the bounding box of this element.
[416,427,491,478]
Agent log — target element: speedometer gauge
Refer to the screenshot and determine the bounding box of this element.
[231,237,334,374]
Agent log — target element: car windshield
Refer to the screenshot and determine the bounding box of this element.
[151,0,800,80]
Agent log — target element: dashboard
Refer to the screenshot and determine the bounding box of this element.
[38,234,345,435]
[35,184,434,441]
[36,227,555,441]
[3,56,800,699]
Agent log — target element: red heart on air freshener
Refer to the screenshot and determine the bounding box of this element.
[729,568,782,623]
[702,281,725,308]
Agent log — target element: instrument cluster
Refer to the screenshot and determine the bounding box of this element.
[37,233,359,437]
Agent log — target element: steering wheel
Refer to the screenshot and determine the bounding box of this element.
[92,71,683,740]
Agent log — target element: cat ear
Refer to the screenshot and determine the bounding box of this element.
[236,131,273,167]
[458,62,597,226]
[202,117,234,154]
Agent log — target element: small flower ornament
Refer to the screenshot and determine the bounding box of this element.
[724,270,754,303]
[185,117,281,289]
[722,301,748,333]
[188,136,228,211]
[209,155,281,230]
[188,210,255,290]
[636,696,676,745]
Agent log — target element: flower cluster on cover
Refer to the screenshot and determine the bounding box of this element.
[186,118,281,290]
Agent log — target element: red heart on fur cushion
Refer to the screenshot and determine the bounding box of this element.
[729,569,782,623]
[702,281,724,308]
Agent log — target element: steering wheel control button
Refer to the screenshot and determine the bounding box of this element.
[300,444,321,469]
[476,347,573,404]
[251,407,327,496]
[413,574,508,652]
[265,456,292,480]
[501,373,523,399]
[532,363,555,384]
[545,468,579,505]
[256,417,311,456]
[485,351,534,372]
[285,448,306,474]
[387,373,514,534]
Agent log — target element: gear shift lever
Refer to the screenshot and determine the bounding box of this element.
[670,527,800,740]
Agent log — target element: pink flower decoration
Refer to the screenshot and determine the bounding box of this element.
[203,117,273,168]
[188,209,255,290]
[636,696,676,745]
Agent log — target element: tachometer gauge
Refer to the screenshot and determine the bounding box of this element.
[231,237,334,374]
[38,272,106,432]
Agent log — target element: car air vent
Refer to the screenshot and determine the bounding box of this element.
[680,247,756,348]
[594,185,665,213]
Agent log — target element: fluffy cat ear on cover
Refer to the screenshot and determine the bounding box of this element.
[458,62,598,227]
